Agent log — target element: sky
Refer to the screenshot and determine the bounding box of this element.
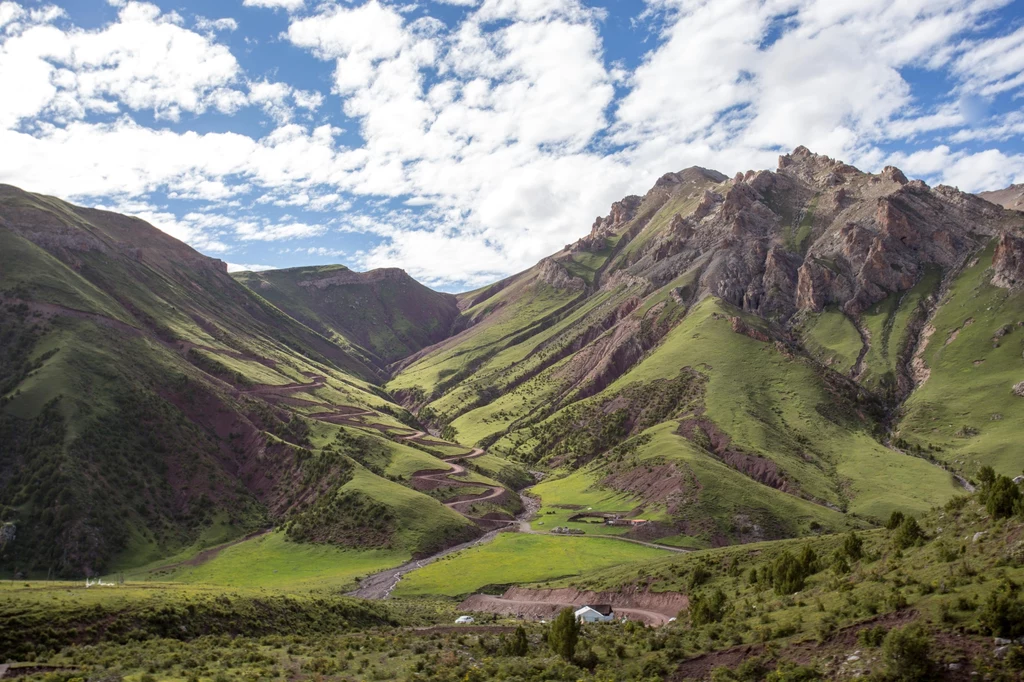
[1,0,1023,291]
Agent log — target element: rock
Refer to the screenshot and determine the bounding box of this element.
[992,232,1024,288]
[1013,381,1024,397]
[995,637,1011,646]
[846,655,861,663]
[995,645,1010,658]
[973,531,987,543]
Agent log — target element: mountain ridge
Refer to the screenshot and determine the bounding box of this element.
[3,147,1023,576]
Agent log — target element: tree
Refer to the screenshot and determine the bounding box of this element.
[886,510,905,530]
[772,551,808,595]
[893,516,924,549]
[978,465,997,490]
[882,624,933,681]
[986,475,1021,519]
[548,607,580,661]
[505,625,528,656]
[842,531,864,561]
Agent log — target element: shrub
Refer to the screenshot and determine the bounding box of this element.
[986,475,1021,519]
[764,662,823,681]
[881,624,933,681]
[978,585,1024,638]
[858,625,887,647]
[893,517,925,549]
[886,510,905,530]
[842,531,864,561]
[690,588,729,626]
[770,549,820,595]
[505,625,528,656]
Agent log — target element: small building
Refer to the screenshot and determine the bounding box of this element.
[574,604,614,623]
[454,615,475,624]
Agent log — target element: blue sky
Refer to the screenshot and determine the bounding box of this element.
[1,0,1023,291]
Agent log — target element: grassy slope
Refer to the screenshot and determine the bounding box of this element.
[145,531,406,591]
[528,423,862,547]
[232,264,460,365]
[0,189,481,576]
[501,298,958,522]
[898,243,1024,477]
[858,266,942,391]
[392,533,672,597]
[798,307,862,375]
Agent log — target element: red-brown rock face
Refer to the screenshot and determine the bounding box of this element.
[992,232,1024,288]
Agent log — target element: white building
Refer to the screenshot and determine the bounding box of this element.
[574,605,614,623]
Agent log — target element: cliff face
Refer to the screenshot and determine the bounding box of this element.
[563,147,1019,322]
[992,232,1024,289]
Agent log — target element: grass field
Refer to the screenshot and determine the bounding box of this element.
[799,306,862,375]
[145,531,408,591]
[392,532,673,597]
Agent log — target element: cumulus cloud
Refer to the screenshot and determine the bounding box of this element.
[1,0,1023,286]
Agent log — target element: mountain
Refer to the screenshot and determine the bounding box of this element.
[980,183,1024,211]
[0,185,492,577]
[389,147,1024,546]
[4,147,1023,577]
[232,264,464,372]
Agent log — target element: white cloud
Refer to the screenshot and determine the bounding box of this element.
[1,0,1023,287]
[243,0,305,11]
[887,145,1024,192]
[195,16,239,33]
[0,1,245,127]
[227,262,277,272]
[235,220,326,241]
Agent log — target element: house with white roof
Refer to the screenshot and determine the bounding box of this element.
[574,604,614,623]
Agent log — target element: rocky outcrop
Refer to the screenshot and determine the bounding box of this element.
[538,258,586,292]
[992,232,1024,288]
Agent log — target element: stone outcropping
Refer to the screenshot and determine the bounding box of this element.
[992,232,1024,289]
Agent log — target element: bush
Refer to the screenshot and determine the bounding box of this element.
[842,531,864,561]
[505,625,529,656]
[881,624,933,681]
[893,517,924,549]
[978,585,1024,638]
[764,662,822,681]
[770,549,820,595]
[690,588,730,626]
[986,475,1021,519]
[857,625,887,647]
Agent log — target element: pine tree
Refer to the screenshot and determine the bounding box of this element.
[548,607,580,661]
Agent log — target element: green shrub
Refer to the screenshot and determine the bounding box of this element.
[986,475,1021,519]
[690,588,729,626]
[893,517,924,549]
[886,511,905,530]
[978,584,1024,638]
[881,624,933,681]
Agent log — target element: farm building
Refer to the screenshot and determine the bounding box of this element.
[574,604,614,623]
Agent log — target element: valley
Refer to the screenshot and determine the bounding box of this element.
[2,146,1024,680]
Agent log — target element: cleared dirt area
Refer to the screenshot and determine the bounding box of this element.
[459,586,688,627]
